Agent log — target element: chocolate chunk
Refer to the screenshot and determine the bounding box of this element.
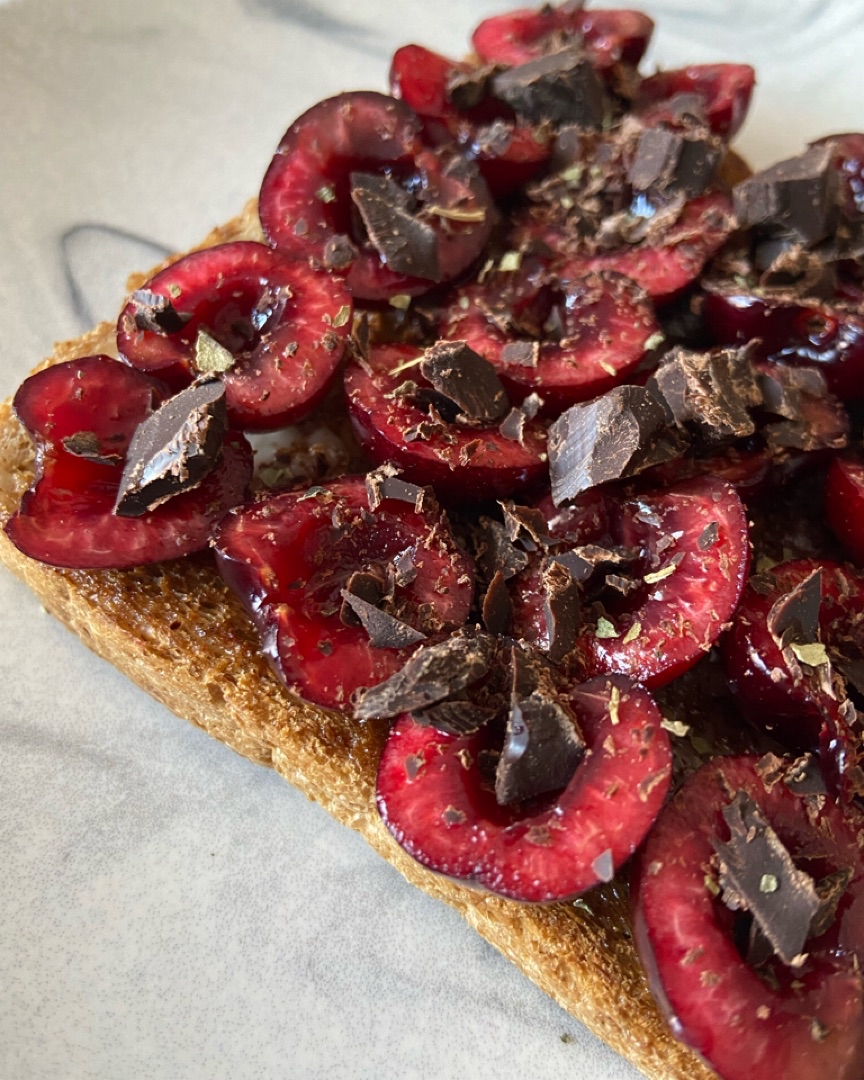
[339,589,427,650]
[759,365,827,418]
[365,463,426,512]
[414,699,498,737]
[446,63,495,111]
[548,385,676,505]
[542,560,581,664]
[130,289,191,334]
[500,341,540,367]
[756,752,827,797]
[495,646,586,805]
[393,548,417,587]
[490,47,607,129]
[698,521,720,550]
[759,365,848,453]
[734,144,839,247]
[647,344,761,443]
[474,517,530,582]
[499,391,543,445]
[552,544,633,583]
[354,629,497,720]
[482,570,514,636]
[499,501,552,548]
[61,430,122,465]
[323,233,358,271]
[766,567,822,651]
[419,340,509,425]
[713,790,821,967]
[628,126,721,200]
[114,379,226,517]
[339,570,387,627]
[350,172,441,281]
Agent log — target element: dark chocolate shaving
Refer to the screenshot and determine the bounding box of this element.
[490,47,607,129]
[482,570,514,636]
[419,340,509,425]
[393,549,417,587]
[810,867,853,939]
[61,431,122,465]
[353,629,497,720]
[474,517,530,582]
[339,589,427,650]
[647,344,761,443]
[500,341,540,368]
[542,560,581,664]
[499,501,552,548]
[713,790,821,968]
[339,570,387,627]
[446,63,496,111]
[114,379,226,517]
[766,567,822,652]
[413,699,498,737]
[698,521,720,551]
[350,172,441,281]
[130,289,191,334]
[323,233,358,271]
[548,385,677,505]
[365,463,426,512]
[495,646,585,805]
[734,144,839,247]
[628,126,721,200]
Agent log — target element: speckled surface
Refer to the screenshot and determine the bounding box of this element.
[2,3,863,1078]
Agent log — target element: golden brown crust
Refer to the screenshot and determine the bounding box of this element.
[0,210,717,1080]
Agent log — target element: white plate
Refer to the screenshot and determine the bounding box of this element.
[2,3,863,1078]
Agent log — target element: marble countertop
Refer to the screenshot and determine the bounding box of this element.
[2,2,863,1078]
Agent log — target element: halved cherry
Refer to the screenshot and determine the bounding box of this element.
[515,190,735,304]
[389,44,551,197]
[636,64,756,139]
[633,754,864,1080]
[510,477,750,687]
[443,266,659,413]
[213,476,475,711]
[722,559,864,750]
[471,6,654,73]
[826,457,864,565]
[377,674,671,902]
[702,288,864,402]
[117,241,353,431]
[343,343,548,503]
[6,356,253,569]
[258,91,494,301]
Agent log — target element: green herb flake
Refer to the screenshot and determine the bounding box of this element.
[498,251,523,272]
[622,620,641,645]
[595,616,619,639]
[332,304,351,328]
[167,283,182,298]
[789,642,830,666]
[559,164,584,184]
[661,717,690,738]
[426,204,486,223]
[644,331,666,351]
[315,185,336,203]
[760,873,779,894]
[609,684,621,725]
[389,294,412,311]
[704,874,721,897]
[388,353,426,377]
[193,329,235,373]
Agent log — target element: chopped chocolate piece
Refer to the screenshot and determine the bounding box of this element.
[482,570,514,636]
[130,288,191,334]
[759,365,827,418]
[554,544,633,583]
[499,407,527,444]
[61,430,122,465]
[414,699,498,737]
[472,118,515,158]
[810,867,853,939]
[446,63,495,111]
[548,385,676,505]
[352,311,371,361]
[647,344,761,443]
[605,572,640,596]
[759,365,848,453]
[490,47,607,129]
[734,144,840,247]
[474,517,530,582]
[350,172,441,281]
[365,463,426,512]
[419,340,509,425]
[354,629,497,720]
[339,570,386,627]
[837,657,864,698]
[766,567,822,651]
[323,232,358,271]
[495,647,586,805]
[393,548,417,587]
[713,790,821,968]
[500,340,540,368]
[758,243,836,298]
[499,501,552,548]
[542,560,581,664]
[114,379,226,517]
[339,589,427,649]
[628,127,721,200]
[698,521,720,550]
[756,752,827,796]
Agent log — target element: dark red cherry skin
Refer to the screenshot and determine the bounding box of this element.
[389,44,551,198]
[377,674,671,903]
[722,559,864,750]
[826,457,864,565]
[639,445,774,503]
[258,91,494,301]
[636,64,756,139]
[343,343,548,504]
[213,477,475,712]
[633,755,864,1080]
[510,477,751,688]
[117,241,353,431]
[6,356,253,569]
[471,7,654,72]
[702,289,864,402]
[443,268,660,414]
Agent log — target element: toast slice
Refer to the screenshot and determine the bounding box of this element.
[0,200,716,1080]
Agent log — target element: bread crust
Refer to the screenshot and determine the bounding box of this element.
[0,205,716,1080]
